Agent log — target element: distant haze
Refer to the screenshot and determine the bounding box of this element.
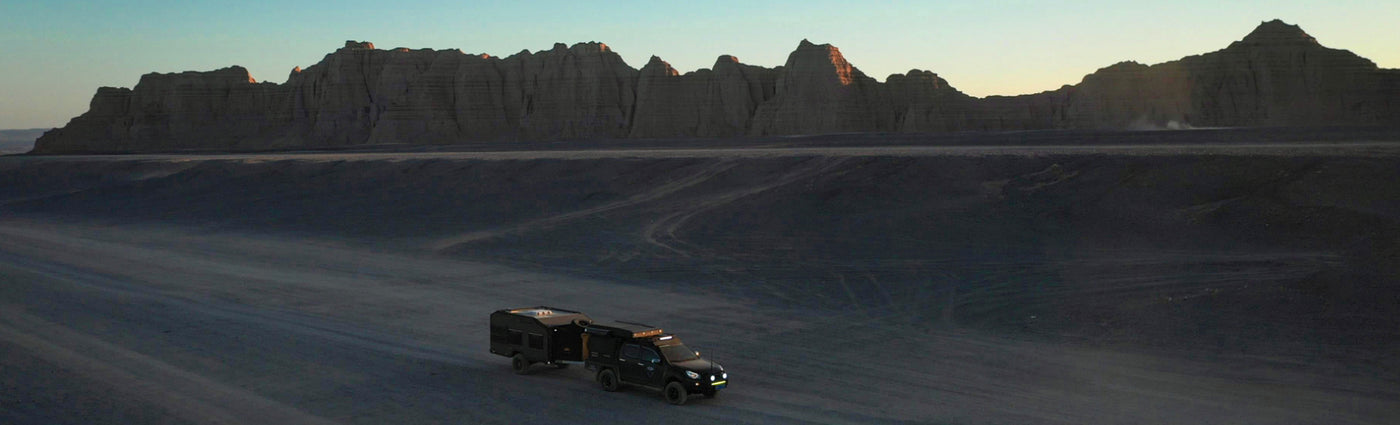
[0,129,45,154]
[2,0,1397,129]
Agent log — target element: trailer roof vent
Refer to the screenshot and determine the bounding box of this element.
[514,308,555,317]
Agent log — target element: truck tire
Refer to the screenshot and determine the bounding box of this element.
[597,369,620,392]
[664,381,688,405]
[511,354,531,375]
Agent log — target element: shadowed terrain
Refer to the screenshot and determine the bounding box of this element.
[3,129,1399,424]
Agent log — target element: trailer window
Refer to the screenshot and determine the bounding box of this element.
[507,329,523,345]
[529,333,544,350]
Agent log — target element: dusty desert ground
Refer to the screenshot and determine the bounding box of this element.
[2,129,1399,424]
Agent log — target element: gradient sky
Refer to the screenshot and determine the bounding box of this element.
[2,0,1396,129]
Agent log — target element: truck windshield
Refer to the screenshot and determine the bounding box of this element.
[659,343,698,362]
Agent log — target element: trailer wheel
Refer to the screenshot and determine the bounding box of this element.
[511,354,531,375]
[597,369,620,392]
[664,381,688,405]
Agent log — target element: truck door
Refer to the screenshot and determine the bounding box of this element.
[619,343,664,386]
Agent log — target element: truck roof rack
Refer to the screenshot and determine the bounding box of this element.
[584,320,664,339]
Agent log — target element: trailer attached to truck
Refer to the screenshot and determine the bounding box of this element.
[489,306,728,405]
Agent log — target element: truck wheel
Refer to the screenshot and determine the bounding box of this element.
[597,369,620,392]
[664,381,688,405]
[511,354,531,375]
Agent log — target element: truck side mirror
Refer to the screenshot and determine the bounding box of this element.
[651,358,660,364]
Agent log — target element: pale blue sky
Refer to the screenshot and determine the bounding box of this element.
[2,0,1396,129]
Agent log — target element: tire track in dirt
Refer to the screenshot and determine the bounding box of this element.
[429,159,740,252]
[641,156,853,257]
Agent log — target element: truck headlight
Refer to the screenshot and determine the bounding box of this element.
[685,371,700,380]
[722,372,727,379]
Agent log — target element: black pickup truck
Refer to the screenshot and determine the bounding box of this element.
[581,321,727,405]
[489,306,728,405]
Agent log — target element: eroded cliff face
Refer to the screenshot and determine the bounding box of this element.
[33,20,1400,154]
[276,41,640,148]
[749,40,892,135]
[1179,20,1395,127]
[886,70,981,132]
[978,20,1400,130]
[629,55,781,139]
[36,67,291,153]
[35,41,640,153]
[630,56,705,139]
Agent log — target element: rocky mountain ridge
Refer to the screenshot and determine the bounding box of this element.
[32,20,1400,154]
